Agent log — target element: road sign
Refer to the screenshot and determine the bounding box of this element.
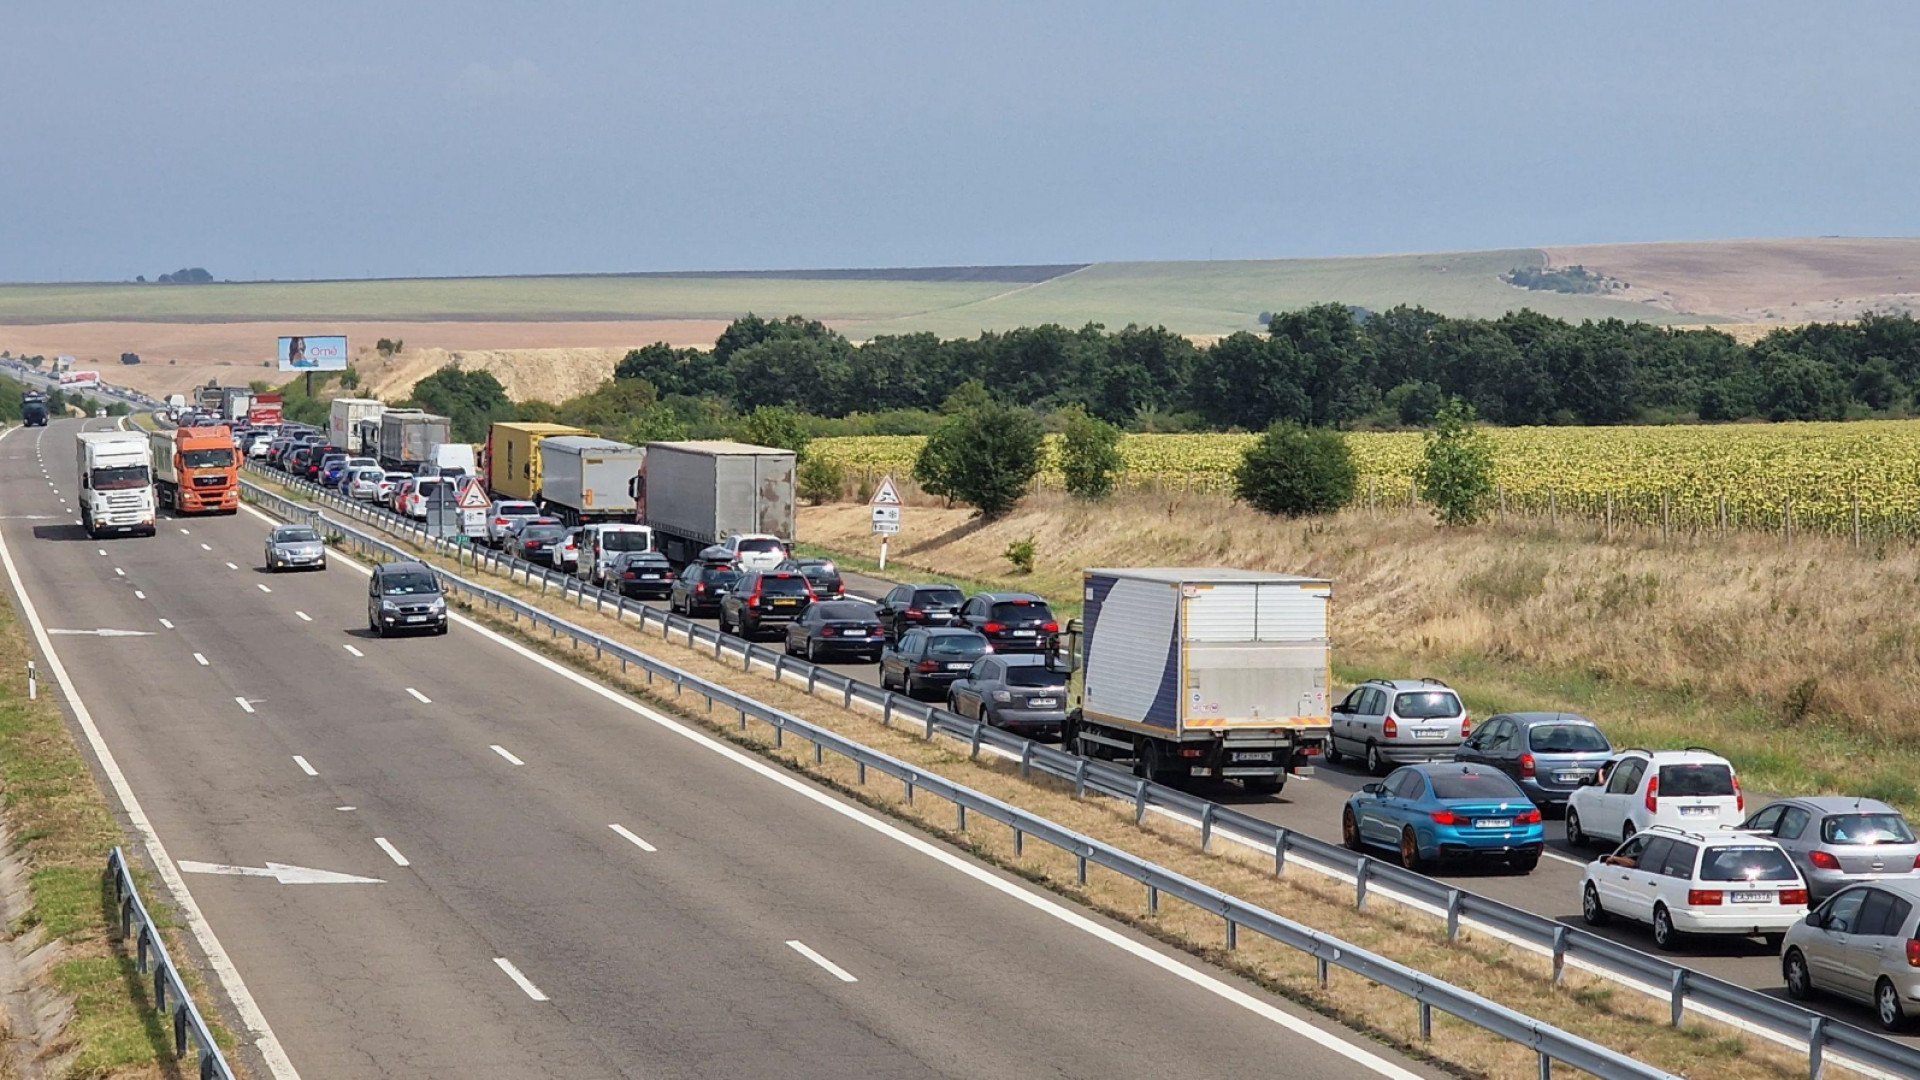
[870,474,902,506]
[457,477,489,510]
[871,504,900,535]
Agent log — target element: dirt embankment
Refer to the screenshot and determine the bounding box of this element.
[1547,237,1920,322]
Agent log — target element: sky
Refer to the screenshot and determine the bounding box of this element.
[2,1,1918,282]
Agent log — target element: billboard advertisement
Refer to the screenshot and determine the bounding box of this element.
[277,335,349,372]
[59,370,101,389]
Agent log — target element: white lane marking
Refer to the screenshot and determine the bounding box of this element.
[293,756,318,777]
[405,687,431,704]
[226,561,239,570]
[96,547,105,556]
[257,583,272,593]
[786,940,858,983]
[609,824,657,852]
[113,567,124,576]
[374,837,409,867]
[179,527,190,535]
[0,456,302,1079]
[133,590,145,600]
[1544,850,1587,868]
[158,618,174,629]
[342,644,364,657]
[490,744,524,766]
[493,957,549,1002]
[193,653,209,666]
[235,697,255,714]
[200,543,211,551]
[295,610,312,622]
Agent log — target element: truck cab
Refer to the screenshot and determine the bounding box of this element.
[150,426,241,514]
[76,432,157,538]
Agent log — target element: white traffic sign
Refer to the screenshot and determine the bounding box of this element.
[178,860,385,885]
[457,478,490,510]
[870,474,902,506]
[872,521,900,536]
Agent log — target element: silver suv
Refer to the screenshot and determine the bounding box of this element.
[1329,678,1471,775]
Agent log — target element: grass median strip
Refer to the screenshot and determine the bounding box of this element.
[253,481,1856,1080]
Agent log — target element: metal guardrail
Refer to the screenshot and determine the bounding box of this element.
[237,473,1679,1080]
[106,848,237,1080]
[245,464,1920,1080]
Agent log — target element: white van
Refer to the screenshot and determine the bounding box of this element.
[421,442,477,478]
[578,523,655,585]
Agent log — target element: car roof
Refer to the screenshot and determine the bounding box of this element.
[1402,762,1503,778]
[997,654,1050,667]
[1772,796,1902,815]
[976,592,1046,603]
[1498,712,1596,726]
[922,626,986,636]
[1367,678,1454,692]
[1617,749,1731,764]
[376,560,431,574]
[909,582,962,591]
[1643,824,1784,849]
[1833,878,1920,901]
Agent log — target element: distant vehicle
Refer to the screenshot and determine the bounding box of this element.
[782,599,884,663]
[400,476,455,520]
[485,500,543,547]
[1453,712,1612,811]
[510,522,572,567]
[956,592,1058,654]
[303,444,344,482]
[872,583,965,643]
[419,443,477,478]
[1582,825,1806,950]
[778,557,844,600]
[609,551,675,600]
[536,435,643,525]
[377,470,411,507]
[1565,748,1745,849]
[1782,878,1920,1030]
[21,391,47,427]
[579,523,655,587]
[642,441,796,564]
[93,406,108,418]
[367,560,448,637]
[317,453,352,487]
[946,653,1068,736]
[148,425,239,514]
[669,561,738,617]
[345,467,385,501]
[377,409,452,471]
[879,627,992,701]
[483,422,590,504]
[337,456,378,489]
[76,431,157,538]
[1343,763,1545,873]
[328,398,386,456]
[1329,678,1471,775]
[719,570,816,638]
[263,523,327,572]
[1738,797,1920,901]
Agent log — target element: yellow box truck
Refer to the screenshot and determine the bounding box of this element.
[484,421,589,502]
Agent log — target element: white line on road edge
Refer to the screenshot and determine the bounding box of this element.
[96,548,105,556]
[405,687,431,704]
[225,562,238,571]
[158,618,174,629]
[256,583,271,593]
[293,756,318,777]
[200,543,211,551]
[374,838,409,867]
[133,590,144,600]
[490,744,524,766]
[493,958,548,1002]
[193,653,209,666]
[179,528,190,534]
[0,444,301,1079]
[294,611,311,622]
[342,644,363,657]
[608,824,657,852]
[235,697,255,714]
[113,567,124,576]
[786,940,858,983]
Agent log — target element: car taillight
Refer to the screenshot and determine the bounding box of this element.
[1908,939,1920,968]
[696,584,706,594]
[1809,850,1841,870]
[1430,810,1458,825]
[1383,716,1398,738]
[1687,890,1724,906]
[1042,621,1059,633]
[983,622,1005,634]
[1645,775,1659,814]
[820,627,836,637]
[905,608,925,620]
[1460,715,1471,738]
[1517,809,1542,824]
[1519,753,1535,779]
[916,660,938,673]
[623,571,638,580]
[1780,888,1809,906]
[1733,775,1743,812]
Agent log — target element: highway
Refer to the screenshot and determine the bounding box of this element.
[1,417,1436,1079]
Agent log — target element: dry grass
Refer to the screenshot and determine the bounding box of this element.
[799,493,1920,811]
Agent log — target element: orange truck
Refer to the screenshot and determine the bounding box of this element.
[148,425,240,514]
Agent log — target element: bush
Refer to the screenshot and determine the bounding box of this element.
[913,401,1044,519]
[1415,398,1497,526]
[1003,536,1036,574]
[1058,405,1123,499]
[1232,423,1356,516]
[797,455,844,505]
[736,404,810,461]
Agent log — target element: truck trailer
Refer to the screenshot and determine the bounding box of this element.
[1059,568,1332,795]
[484,422,589,503]
[640,440,796,564]
[377,409,453,471]
[75,431,157,538]
[537,435,645,525]
[328,397,385,454]
[149,426,240,514]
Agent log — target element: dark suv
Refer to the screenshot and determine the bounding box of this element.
[719,570,817,638]
[670,561,739,617]
[872,583,965,643]
[957,593,1058,654]
[367,560,448,637]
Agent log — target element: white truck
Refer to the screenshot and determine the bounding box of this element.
[539,435,646,526]
[75,431,158,538]
[641,440,796,564]
[1059,568,1333,795]
[329,397,387,456]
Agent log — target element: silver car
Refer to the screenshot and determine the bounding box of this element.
[1329,678,1471,775]
[264,524,327,572]
[1740,797,1920,901]
[1782,878,1920,1030]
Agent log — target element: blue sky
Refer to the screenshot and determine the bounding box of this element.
[2,1,1915,281]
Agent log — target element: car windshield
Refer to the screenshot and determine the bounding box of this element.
[384,473,409,483]
[1529,724,1609,753]
[990,601,1052,621]
[276,527,320,543]
[1394,691,1462,719]
[601,530,650,551]
[759,576,811,597]
[1004,665,1066,688]
[914,587,964,609]
[381,573,438,596]
[1699,846,1799,882]
[499,504,538,517]
[815,602,871,621]
[1658,763,1736,797]
[1428,769,1528,801]
[928,634,989,659]
[703,569,740,588]
[736,538,784,554]
[621,553,668,567]
[182,449,235,468]
[522,526,566,541]
[1822,813,1917,845]
[91,465,149,490]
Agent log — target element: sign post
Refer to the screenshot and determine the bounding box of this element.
[870,475,902,571]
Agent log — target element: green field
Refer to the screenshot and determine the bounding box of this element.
[0,249,1708,336]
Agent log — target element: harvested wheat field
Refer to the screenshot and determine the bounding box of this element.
[1548,237,1920,321]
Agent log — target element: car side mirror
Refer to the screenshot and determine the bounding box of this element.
[1805,911,1826,929]
[1361,783,1384,796]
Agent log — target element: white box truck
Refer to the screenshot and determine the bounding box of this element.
[539,435,645,526]
[641,441,795,564]
[1060,568,1332,794]
[75,431,158,538]
[329,398,387,456]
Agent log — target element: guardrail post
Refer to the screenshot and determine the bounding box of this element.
[1273,828,1287,876]
[1537,1050,1551,1080]
[738,709,747,731]
[882,698,893,728]
[1355,859,1371,910]
[904,775,915,805]
[1418,1001,1432,1040]
[956,803,967,831]
[1134,779,1150,824]
[856,761,866,785]
[1446,889,1462,941]
[26,660,35,701]
[842,682,853,707]
[1019,742,1034,778]
[1807,1017,1825,1080]
[1013,827,1024,856]
[1077,851,1088,885]
[924,710,936,741]
[175,1000,188,1055]
[968,724,984,759]
[1200,803,1216,852]
[773,719,784,749]
[1668,968,1687,1027]
[1225,917,1237,951]
[1316,956,1329,987]
[1074,759,1090,799]
[813,739,823,765]
[1551,925,1567,985]
[1147,883,1159,915]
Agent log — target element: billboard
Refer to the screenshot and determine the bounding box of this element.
[277,335,349,372]
[59,370,101,389]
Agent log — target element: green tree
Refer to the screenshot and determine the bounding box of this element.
[1057,405,1124,499]
[913,401,1044,519]
[618,403,689,445]
[797,455,845,505]
[1415,398,1497,526]
[1232,423,1355,516]
[406,367,513,441]
[736,404,811,461]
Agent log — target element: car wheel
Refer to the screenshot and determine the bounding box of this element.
[1620,822,1637,844]
[1781,949,1812,999]
[1324,742,1343,766]
[1566,808,1589,847]
[1365,742,1386,776]
[1341,809,1362,851]
[807,639,821,663]
[1651,904,1679,950]
[903,674,918,699]
[1582,883,1608,926]
[1399,827,1426,871]
[1878,978,1908,1031]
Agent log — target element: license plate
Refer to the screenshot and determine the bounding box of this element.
[406,616,429,623]
[1012,629,1035,637]
[1029,698,1057,708]
[1473,818,1512,829]
[1680,805,1714,817]
[774,599,799,607]
[640,573,661,579]
[947,663,971,671]
[1731,891,1772,904]
[1232,752,1271,762]
[1412,728,1448,740]
[1554,770,1590,784]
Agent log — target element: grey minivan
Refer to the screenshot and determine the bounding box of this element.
[1782,878,1920,1030]
[1329,678,1471,775]
[367,560,448,637]
[1454,712,1613,811]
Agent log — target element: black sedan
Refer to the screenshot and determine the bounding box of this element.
[780,557,846,600]
[946,654,1069,737]
[879,628,992,700]
[511,523,570,567]
[669,562,739,617]
[783,600,886,663]
[872,583,965,643]
[612,551,675,600]
[957,592,1059,654]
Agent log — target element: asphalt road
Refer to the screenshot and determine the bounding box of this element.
[2,418,1437,1079]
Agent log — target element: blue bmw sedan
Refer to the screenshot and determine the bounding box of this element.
[1342,762,1546,873]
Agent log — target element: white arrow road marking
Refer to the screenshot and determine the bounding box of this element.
[48,628,156,637]
[235,697,255,714]
[178,860,384,885]
[786,940,858,983]
[157,618,174,630]
[493,958,548,1002]
[374,838,409,866]
[200,543,211,551]
[257,583,271,593]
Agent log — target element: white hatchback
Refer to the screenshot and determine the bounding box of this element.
[1582,825,1808,949]
[721,533,788,573]
[1566,749,1745,848]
